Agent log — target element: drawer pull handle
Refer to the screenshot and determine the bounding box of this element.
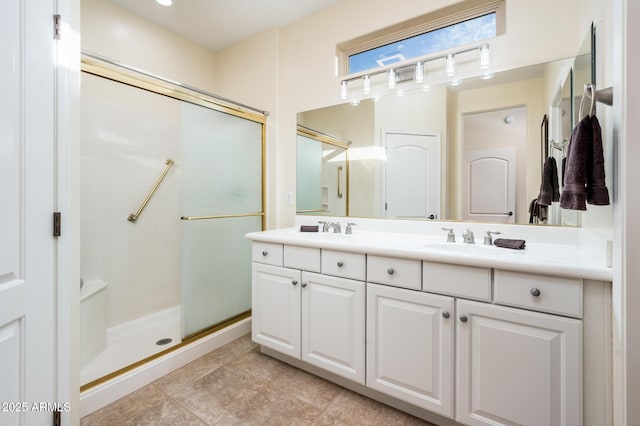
[459,315,468,323]
[387,268,395,275]
[442,311,450,319]
[301,282,307,288]
[292,280,298,286]
[261,250,268,256]
[530,288,541,297]
[337,261,344,267]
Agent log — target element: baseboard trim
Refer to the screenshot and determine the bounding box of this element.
[79,318,251,417]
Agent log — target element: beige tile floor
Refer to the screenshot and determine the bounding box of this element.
[81,334,436,425]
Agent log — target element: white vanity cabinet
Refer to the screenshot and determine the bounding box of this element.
[251,245,365,384]
[248,231,610,426]
[367,283,454,417]
[456,299,582,426]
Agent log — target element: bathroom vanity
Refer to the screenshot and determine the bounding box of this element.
[246,217,612,426]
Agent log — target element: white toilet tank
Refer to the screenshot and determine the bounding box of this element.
[80,279,108,370]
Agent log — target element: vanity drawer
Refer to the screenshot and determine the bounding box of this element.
[322,250,366,281]
[423,261,491,301]
[367,255,421,290]
[252,242,283,266]
[494,270,583,318]
[284,245,321,272]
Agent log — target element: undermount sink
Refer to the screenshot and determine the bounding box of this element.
[423,242,517,255]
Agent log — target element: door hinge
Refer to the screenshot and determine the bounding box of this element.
[53,410,61,426]
[53,212,61,237]
[54,14,61,40]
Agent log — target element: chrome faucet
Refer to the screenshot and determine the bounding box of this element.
[329,222,342,233]
[462,228,475,244]
[345,222,356,234]
[484,231,501,245]
[441,227,456,243]
[318,221,330,232]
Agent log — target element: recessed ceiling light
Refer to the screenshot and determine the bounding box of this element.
[156,0,173,6]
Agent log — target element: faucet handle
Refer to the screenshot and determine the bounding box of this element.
[441,227,456,243]
[484,230,501,245]
[318,221,329,232]
[345,222,357,234]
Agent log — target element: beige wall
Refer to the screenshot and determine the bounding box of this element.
[81,0,216,92]
[213,0,584,227]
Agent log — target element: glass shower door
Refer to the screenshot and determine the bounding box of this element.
[180,102,264,338]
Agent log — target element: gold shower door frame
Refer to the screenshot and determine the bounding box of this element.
[80,53,266,392]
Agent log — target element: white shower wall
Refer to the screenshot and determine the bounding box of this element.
[81,73,182,328]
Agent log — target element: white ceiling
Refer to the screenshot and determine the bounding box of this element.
[109,0,342,52]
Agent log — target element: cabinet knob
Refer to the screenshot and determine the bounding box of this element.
[301,282,307,288]
[459,315,468,323]
[530,288,541,297]
[337,261,344,267]
[442,311,450,319]
[261,250,268,256]
[292,280,298,286]
[387,268,395,275]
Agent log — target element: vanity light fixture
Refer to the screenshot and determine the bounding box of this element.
[479,44,491,69]
[387,69,396,89]
[156,0,173,6]
[338,43,491,102]
[414,61,424,83]
[340,80,348,100]
[363,75,371,95]
[445,53,456,77]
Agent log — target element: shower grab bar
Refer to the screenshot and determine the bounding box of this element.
[127,158,175,223]
[337,166,343,199]
[180,212,264,221]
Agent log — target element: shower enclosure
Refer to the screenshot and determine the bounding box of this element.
[79,54,265,388]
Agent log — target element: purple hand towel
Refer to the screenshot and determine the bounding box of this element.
[560,115,610,210]
[586,115,610,205]
[494,238,526,250]
[537,157,560,206]
[560,116,590,210]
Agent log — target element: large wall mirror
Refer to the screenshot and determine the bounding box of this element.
[297,35,594,226]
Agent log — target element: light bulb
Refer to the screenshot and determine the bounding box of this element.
[363,75,371,95]
[479,44,490,69]
[414,61,424,83]
[387,69,396,89]
[445,53,455,77]
[156,0,172,6]
[340,81,348,100]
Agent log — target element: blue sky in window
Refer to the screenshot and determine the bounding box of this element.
[349,13,497,74]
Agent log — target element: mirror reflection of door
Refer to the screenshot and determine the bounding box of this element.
[462,148,516,223]
[461,106,526,223]
[382,130,441,219]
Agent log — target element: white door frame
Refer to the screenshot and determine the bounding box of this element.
[55,1,80,424]
[380,129,441,219]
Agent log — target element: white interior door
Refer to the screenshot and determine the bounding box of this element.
[383,130,441,219]
[462,148,516,223]
[0,1,57,424]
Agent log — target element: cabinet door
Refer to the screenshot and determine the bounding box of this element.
[456,300,582,426]
[301,272,365,384]
[367,283,454,417]
[251,263,301,358]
